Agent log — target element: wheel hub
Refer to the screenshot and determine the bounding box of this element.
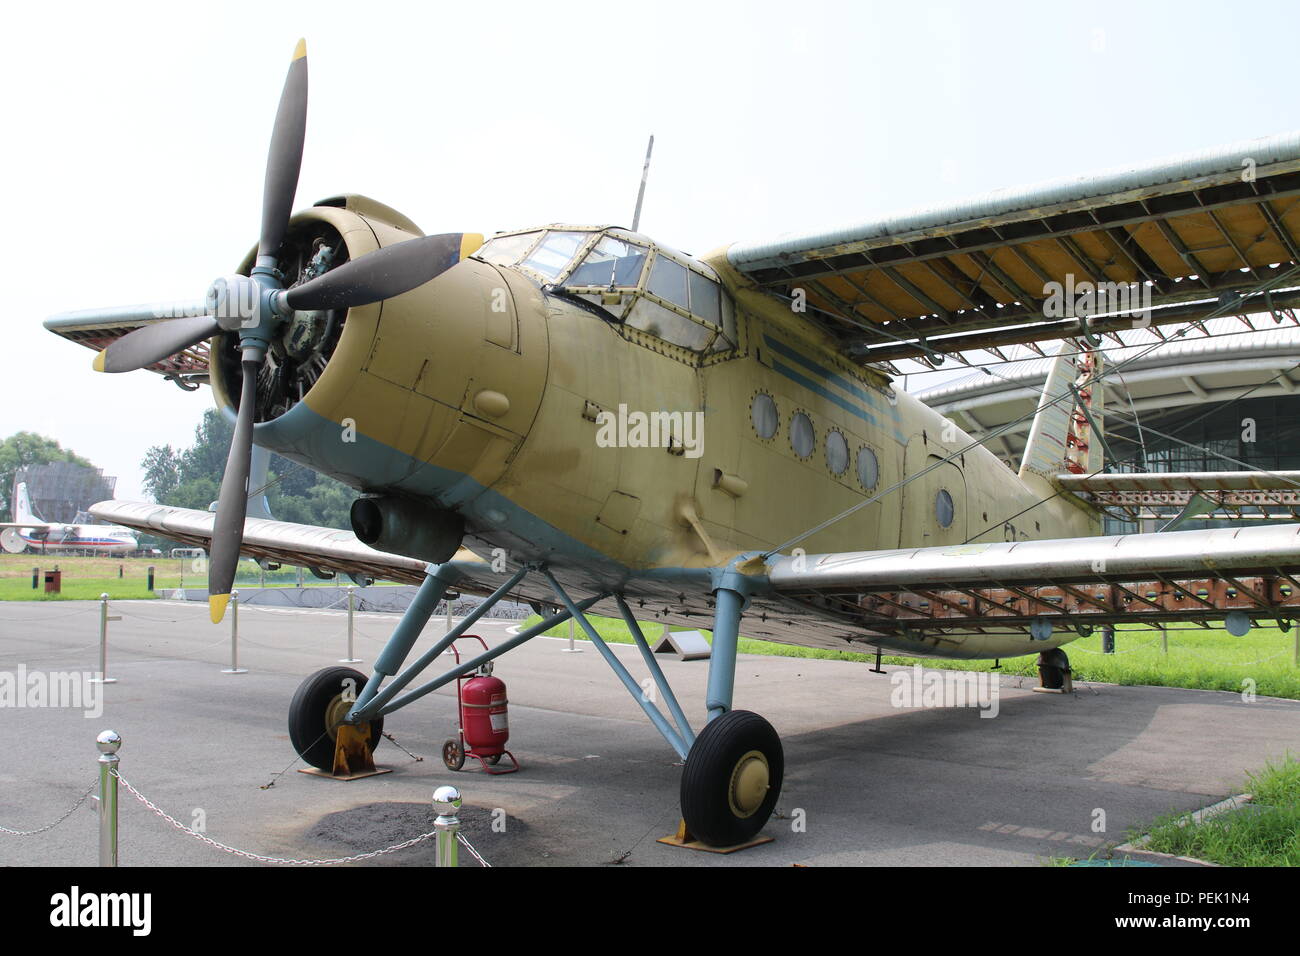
[324,693,356,740]
[728,749,770,818]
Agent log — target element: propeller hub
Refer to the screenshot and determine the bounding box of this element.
[207,274,265,332]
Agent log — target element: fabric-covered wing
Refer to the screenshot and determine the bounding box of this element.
[766,522,1300,646]
[1057,470,1300,522]
[89,500,488,587]
[44,303,213,382]
[728,131,1300,365]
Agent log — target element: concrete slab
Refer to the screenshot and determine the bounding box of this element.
[0,598,1295,867]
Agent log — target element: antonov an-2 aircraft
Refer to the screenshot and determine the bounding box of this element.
[45,42,1300,846]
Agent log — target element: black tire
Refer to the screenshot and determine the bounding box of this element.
[442,739,465,771]
[288,667,384,771]
[1037,647,1070,690]
[680,710,783,847]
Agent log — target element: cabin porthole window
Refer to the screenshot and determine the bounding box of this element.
[826,430,849,476]
[857,446,879,490]
[935,488,955,528]
[790,412,815,459]
[751,393,778,439]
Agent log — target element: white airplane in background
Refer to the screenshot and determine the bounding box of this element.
[0,482,138,555]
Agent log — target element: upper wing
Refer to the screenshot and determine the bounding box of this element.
[727,131,1300,365]
[767,522,1300,645]
[43,302,212,382]
[89,500,488,587]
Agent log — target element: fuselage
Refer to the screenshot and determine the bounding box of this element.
[2,524,138,555]
[221,205,1098,658]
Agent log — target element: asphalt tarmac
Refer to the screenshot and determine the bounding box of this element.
[1,598,1296,867]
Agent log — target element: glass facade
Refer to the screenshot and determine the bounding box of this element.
[1102,395,1300,533]
[1108,396,1300,474]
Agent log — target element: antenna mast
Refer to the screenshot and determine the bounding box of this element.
[631,134,654,232]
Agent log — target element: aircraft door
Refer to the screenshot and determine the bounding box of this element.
[901,436,967,548]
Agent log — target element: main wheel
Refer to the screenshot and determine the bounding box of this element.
[1037,647,1070,690]
[680,710,783,847]
[288,667,384,771]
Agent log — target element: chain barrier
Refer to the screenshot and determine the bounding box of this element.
[0,781,96,836]
[457,832,491,867]
[112,769,442,865]
[0,605,100,622]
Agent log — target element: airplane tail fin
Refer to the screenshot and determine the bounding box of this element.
[1018,343,1104,483]
[12,482,40,525]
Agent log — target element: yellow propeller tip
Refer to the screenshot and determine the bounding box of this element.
[292,38,307,61]
[92,351,106,373]
[209,593,230,624]
[459,233,485,260]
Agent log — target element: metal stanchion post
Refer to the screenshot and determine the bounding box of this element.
[90,593,118,685]
[1101,624,1115,654]
[432,785,461,868]
[340,585,361,663]
[222,589,248,674]
[561,616,582,653]
[97,730,121,867]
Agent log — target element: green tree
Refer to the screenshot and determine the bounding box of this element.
[141,445,182,503]
[0,432,93,521]
[144,409,354,530]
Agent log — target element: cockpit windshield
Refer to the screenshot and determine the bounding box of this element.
[473,226,737,355]
[519,231,588,279]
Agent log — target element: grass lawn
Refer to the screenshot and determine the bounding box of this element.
[1132,757,1300,866]
[522,613,1300,700]
[0,554,399,601]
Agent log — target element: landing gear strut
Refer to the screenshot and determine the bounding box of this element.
[293,559,784,849]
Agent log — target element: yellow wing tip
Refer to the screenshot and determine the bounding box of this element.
[92,351,106,373]
[292,38,307,61]
[209,593,230,624]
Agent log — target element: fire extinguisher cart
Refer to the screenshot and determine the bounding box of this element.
[441,635,520,774]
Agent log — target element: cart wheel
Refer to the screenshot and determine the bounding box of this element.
[485,754,502,766]
[442,738,465,771]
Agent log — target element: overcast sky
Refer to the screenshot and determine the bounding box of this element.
[2,0,1296,501]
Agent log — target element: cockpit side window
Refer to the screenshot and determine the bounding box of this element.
[647,254,690,310]
[519,230,588,280]
[564,236,649,288]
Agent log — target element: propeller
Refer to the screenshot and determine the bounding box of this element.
[93,314,220,373]
[85,39,480,623]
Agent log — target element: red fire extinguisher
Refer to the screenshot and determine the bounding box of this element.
[442,639,519,774]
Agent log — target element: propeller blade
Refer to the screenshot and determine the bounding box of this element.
[93,314,220,373]
[258,39,309,262]
[282,233,478,312]
[208,359,260,623]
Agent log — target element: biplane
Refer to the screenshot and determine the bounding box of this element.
[45,42,1300,846]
